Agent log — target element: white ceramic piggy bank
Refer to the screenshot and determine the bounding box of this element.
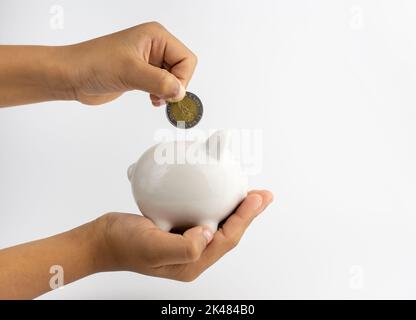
[127,131,248,233]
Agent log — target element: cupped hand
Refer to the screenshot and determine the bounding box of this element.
[62,22,197,106]
[94,190,273,281]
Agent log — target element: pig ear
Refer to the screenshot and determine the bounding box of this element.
[206,130,231,161]
[127,163,136,181]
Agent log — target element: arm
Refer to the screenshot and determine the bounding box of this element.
[0,190,273,299]
[0,221,98,299]
[0,22,196,108]
[0,46,73,107]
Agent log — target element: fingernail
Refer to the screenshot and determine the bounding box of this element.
[152,99,166,107]
[202,228,214,244]
[167,83,186,103]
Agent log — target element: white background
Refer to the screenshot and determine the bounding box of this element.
[1,0,416,299]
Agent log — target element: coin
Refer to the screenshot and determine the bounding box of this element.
[166,91,203,129]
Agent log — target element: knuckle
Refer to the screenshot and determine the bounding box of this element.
[226,236,240,250]
[144,21,164,31]
[101,212,116,221]
[100,212,120,231]
[190,52,198,66]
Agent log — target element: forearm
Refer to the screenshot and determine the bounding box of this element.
[0,45,74,107]
[0,220,101,299]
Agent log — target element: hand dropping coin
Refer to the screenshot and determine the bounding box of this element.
[166,91,203,129]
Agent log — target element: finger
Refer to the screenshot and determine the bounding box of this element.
[167,191,273,281]
[144,22,196,88]
[146,225,213,267]
[162,31,197,88]
[247,189,273,203]
[125,61,186,101]
[220,191,273,245]
[205,190,273,263]
[149,93,166,107]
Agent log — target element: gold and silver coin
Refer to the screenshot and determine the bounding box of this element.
[166,91,203,129]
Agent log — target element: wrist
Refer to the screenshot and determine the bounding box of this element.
[38,45,78,101]
[63,219,104,277]
[87,213,120,273]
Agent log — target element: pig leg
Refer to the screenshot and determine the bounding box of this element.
[152,219,172,232]
[199,220,219,234]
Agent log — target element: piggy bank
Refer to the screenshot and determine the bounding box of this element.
[127,130,248,233]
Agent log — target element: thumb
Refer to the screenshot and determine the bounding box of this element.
[126,61,186,102]
[148,226,214,266]
[181,226,214,262]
